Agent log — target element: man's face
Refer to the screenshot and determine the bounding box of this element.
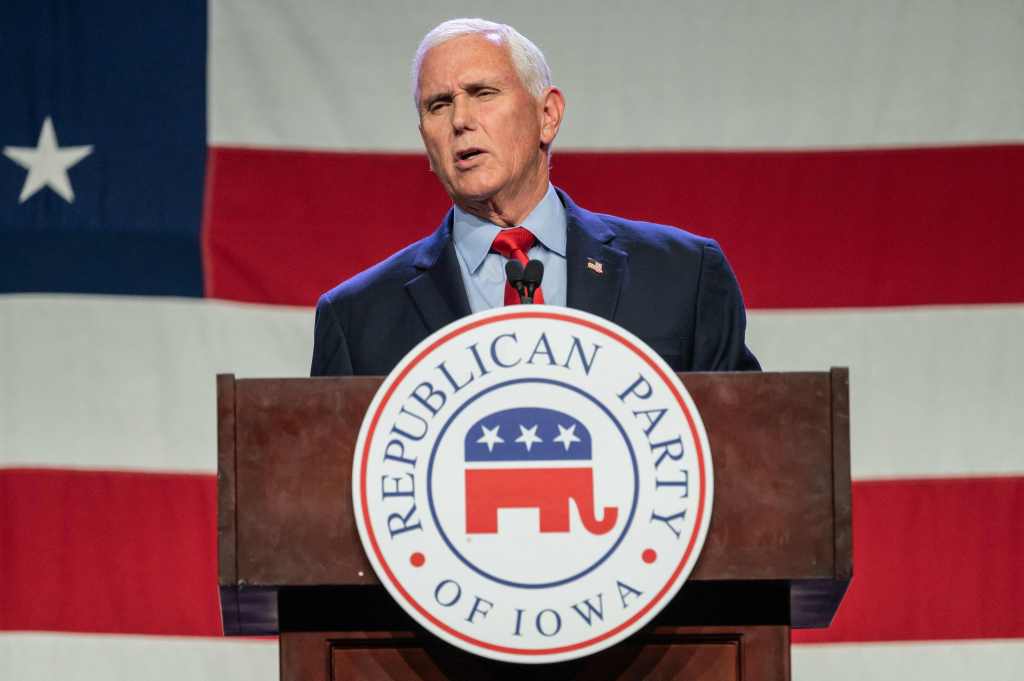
[417,34,556,209]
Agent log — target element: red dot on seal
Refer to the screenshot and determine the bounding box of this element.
[410,552,426,567]
[642,549,657,564]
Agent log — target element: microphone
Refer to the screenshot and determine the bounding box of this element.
[505,260,526,302]
[522,259,544,304]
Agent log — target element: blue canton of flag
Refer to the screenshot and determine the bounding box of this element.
[0,1,207,296]
[465,407,592,462]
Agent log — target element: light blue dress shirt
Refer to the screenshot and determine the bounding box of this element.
[452,184,568,312]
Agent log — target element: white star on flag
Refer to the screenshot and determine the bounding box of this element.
[553,423,581,451]
[476,425,504,452]
[515,424,542,452]
[4,116,93,204]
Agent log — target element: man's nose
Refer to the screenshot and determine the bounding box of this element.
[450,95,475,133]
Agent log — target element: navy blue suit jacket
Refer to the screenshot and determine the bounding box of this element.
[311,190,759,376]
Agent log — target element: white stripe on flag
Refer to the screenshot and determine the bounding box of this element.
[0,294,309,473]
[3,294,1021,477]
[793,639,1024,681]
[747,304,1024,480]
[209,0,1024,151]
[0,633,277,681]
[3,632,1023,681]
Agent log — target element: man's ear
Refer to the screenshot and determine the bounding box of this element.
[539,87,565,148]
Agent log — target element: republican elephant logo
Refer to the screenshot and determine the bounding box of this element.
[463,407,618,535]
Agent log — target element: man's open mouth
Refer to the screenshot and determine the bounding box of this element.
[455,148,485,162]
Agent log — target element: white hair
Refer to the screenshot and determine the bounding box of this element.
[411,18,552,110]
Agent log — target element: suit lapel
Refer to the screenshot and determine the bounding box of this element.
[561,190,627,322]
[404,192,626,330]
[405,211,472,333]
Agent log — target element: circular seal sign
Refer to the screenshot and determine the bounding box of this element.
[353,307,713,664]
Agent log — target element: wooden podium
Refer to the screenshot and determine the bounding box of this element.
[217,370,851,681]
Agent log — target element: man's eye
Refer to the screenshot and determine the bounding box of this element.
[428,101,449,113]
[478,89,497,98]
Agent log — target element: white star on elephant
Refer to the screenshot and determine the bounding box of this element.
[515,425,542,451]
[553,424,581,451]
[476,424,504,452]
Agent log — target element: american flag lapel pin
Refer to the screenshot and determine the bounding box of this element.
[586,258,604,275]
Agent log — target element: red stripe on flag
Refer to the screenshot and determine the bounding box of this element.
[794,476,1024,644]
[3,470,1021,640]
[0,469,221,637]
[202,149,451,307]
[203,145,1024,309]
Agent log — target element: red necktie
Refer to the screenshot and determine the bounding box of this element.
[491,227,545,305]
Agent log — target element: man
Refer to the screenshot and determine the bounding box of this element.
[311,18,759,376]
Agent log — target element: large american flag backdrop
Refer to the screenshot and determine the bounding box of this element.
[2,1,1022,678]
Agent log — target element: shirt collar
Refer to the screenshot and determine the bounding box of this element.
[452,184,567,274]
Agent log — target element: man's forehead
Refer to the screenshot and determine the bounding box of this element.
[439,31,504,52]
[419,34,515,88]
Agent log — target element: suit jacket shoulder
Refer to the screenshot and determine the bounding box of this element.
[560,192,759,372]
[311,215,470,376]
[592,210,712,260]
[318,233,429,309]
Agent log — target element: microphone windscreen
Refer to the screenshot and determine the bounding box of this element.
[505,259,525,283]
[523,259,544,285]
